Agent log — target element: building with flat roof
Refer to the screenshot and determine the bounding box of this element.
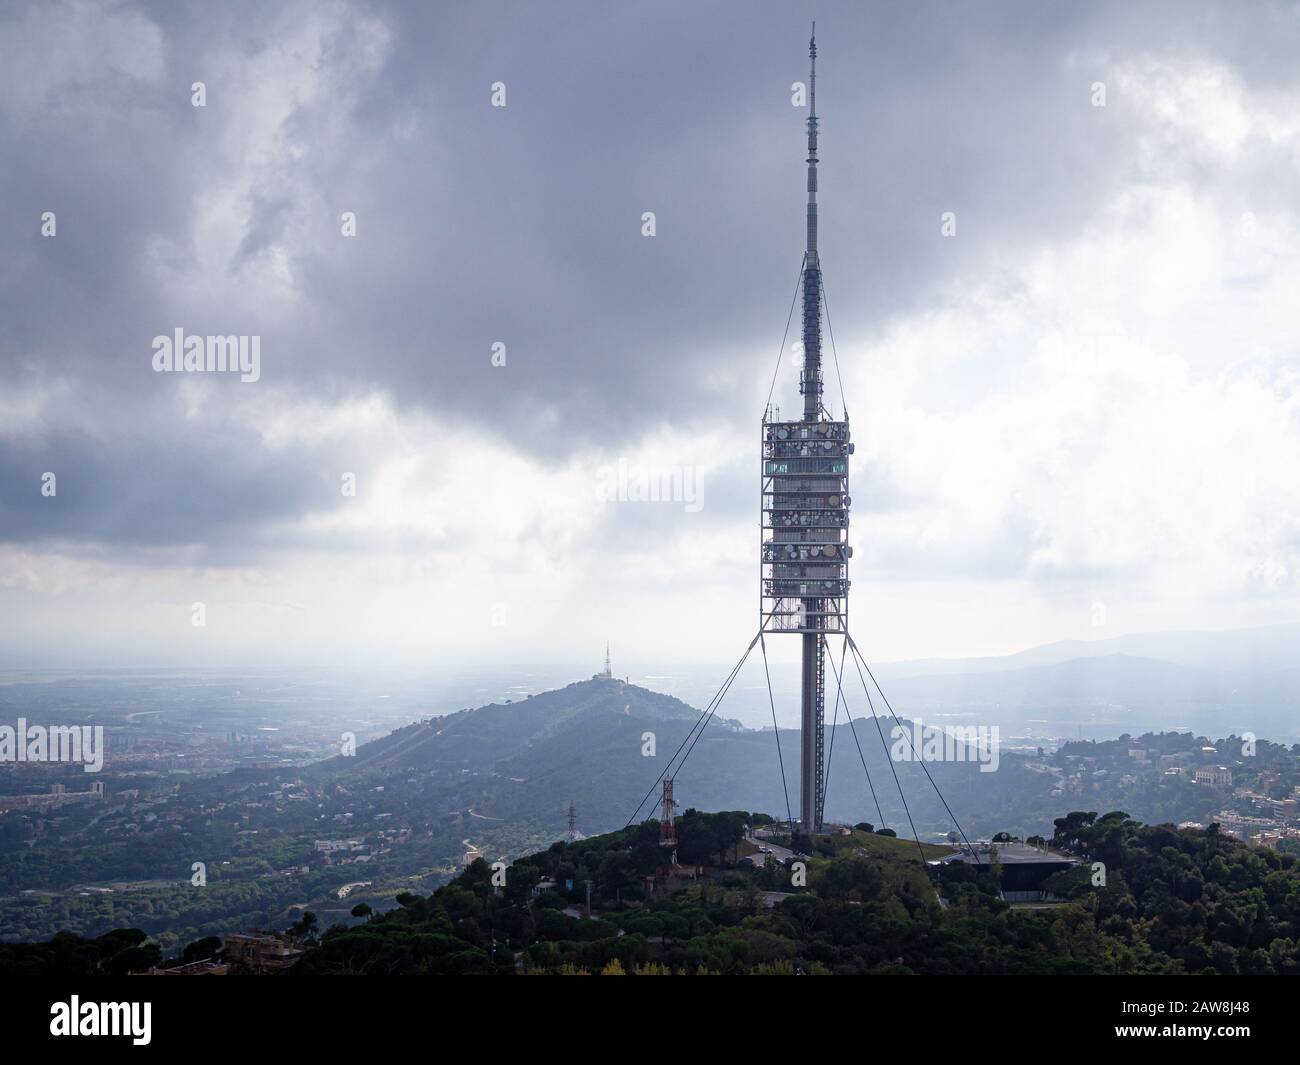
[930,842,1081,900]
[222,932,305,973]
[1195,765,1233,788]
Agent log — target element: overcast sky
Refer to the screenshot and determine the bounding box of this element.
[1,0,1298,671]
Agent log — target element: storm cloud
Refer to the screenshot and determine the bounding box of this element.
[2,0,1298,667]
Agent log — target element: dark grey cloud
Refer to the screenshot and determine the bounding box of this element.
[3,0,1299,556]
[0,422,339,550]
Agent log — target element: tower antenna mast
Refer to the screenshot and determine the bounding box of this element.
[801,22,822,421]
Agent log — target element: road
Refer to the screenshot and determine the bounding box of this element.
[744,832,794,868]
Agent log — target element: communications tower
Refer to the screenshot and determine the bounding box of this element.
[628,29,977,858]
[760,25,852,834]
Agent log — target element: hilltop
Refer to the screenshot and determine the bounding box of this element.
[311,675,727,778]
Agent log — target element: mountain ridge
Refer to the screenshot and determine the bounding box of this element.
[873,621,1300,679]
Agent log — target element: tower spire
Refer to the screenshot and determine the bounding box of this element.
[800,22,823,420]
[807,22,818,259]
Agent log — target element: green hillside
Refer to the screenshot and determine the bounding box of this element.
[290,809,1300,975]
[839,828,955,861]
[12,808,1298,976]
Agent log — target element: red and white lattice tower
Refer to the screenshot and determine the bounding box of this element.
[659,778,677,850]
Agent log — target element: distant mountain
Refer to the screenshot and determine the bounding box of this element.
[877,653,1300,742]
[316,678,710,775]
[680,622,1300,740]
[874,622,1300,678]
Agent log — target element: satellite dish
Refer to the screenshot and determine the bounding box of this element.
[843,495,852,507]
[830,494,840,506]
[823,545,835,558]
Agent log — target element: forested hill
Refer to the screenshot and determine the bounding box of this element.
[303,675,1032,841]
[9,810,1300,976]
[304,675,1298,847]
[289,811,1300,975]
[310,676,717,777]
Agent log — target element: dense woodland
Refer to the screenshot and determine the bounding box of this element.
[6,807,1300,976]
